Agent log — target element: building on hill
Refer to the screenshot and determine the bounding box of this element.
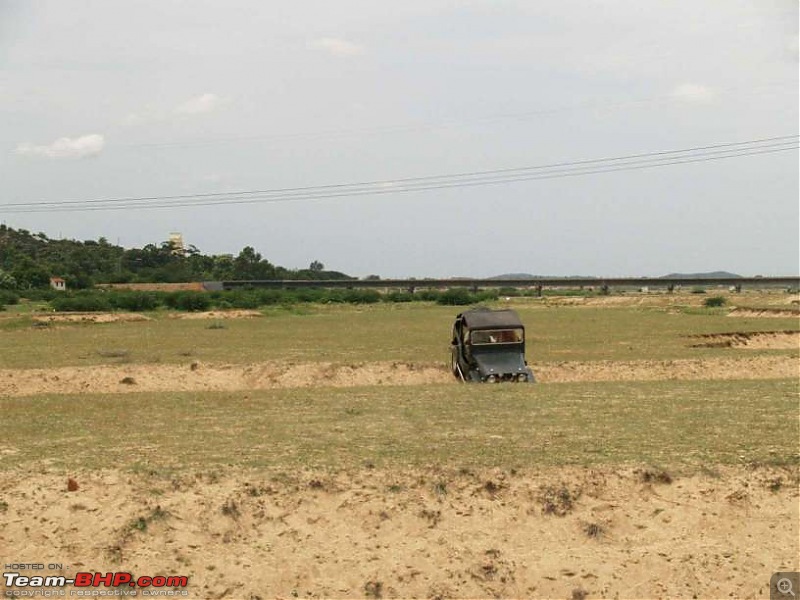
[169,232,185,256]
[50,277,66,291]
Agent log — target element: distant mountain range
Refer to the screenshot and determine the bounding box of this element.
[488,274,598,280]
[659,271,742,279]
[487,271,743,280]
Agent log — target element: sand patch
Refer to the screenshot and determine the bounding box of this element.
[689,330,800,349]
[167,310,263,320]
[97,282,205,292]
[0,466,796,599]
[728,307,800,319]
[1,356,797,397]
[31,312,152,324]
[536,355,799,382]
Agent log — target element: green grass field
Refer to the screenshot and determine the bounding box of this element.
[0,299,797,369]
[1,297,797,474]
[3,379,797,472]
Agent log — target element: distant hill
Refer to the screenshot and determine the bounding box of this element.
[660,271,742,279]
[0,223,350,290]
[488,273,599,280]
[487,272,744,280]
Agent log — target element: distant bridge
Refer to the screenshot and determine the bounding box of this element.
[206,276,799,292]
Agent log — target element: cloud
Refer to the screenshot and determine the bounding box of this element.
[15,134,105,159]
[120,94,225,126]
[309,37,365,57]
[174,93,223,115]
[671,83,716,103]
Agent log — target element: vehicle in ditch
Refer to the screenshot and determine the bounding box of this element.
[450,308,535,383]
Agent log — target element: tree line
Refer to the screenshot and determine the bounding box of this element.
[0,225,348,290]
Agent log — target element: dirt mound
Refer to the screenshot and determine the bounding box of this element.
[0,361,452,397]
[31,312,152,324]
[166,310,263,320]
[536,355,798,382]
[689,330,799,349]
[98,282,205,292]
[0,466,796,599]
[728,307,800,318]
[1,356,797,397]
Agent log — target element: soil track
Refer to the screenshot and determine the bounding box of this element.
[0,466,796,599]
[1,356,797,397]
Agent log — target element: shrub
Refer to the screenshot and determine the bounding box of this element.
[319,289,347,304]
[704,296,727,308]
[497,287,522,297]
[385,291,414,303]
[50,293,112,312]
[255,290,287,305]
[164,291,211,312]
[0,290,20,307]
[474,289,500,302]
[22,288,61,302]
[288,288,327,303]
[436,288,475,306]
[107,291,160,312]
[415,290,441,302]
[227,291,261,309]
[342,289,381,304]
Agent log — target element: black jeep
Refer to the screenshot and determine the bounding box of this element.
[450,308,535,383]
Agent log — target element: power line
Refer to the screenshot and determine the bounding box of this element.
[3,135,797,214]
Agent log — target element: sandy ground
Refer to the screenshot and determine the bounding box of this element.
[97,283,206,292]
[166,310,264,320]
[688,330,800,349]
[31,312,153,324]
[727,308,800,319]
[0,355,798,397]
[3,302,798,599]
[1,466,797,599]
[27,310,262,324]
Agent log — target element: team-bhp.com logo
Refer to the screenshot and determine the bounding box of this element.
[3,572,189,596]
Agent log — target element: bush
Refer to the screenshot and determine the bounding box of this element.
[164,291,212,312]
[0,290,20,307]
[288,288,327,303]
[107,291,160,312]
[436,288,475,306]
[415,290,441,302]
[474,290,500,303]
[227,291,261,309]
[22,289,61,302]
[50,293,112,312]
[704,296,727,308]
[339,289,379,304]
[385,291,414,303]
[497,287,522,297]
[255,290,286,305]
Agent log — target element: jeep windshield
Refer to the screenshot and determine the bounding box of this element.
[469,328,523,345]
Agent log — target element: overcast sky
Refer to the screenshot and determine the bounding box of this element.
[1,1,797,277]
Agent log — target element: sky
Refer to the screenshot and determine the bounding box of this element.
[0,0,797,278]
